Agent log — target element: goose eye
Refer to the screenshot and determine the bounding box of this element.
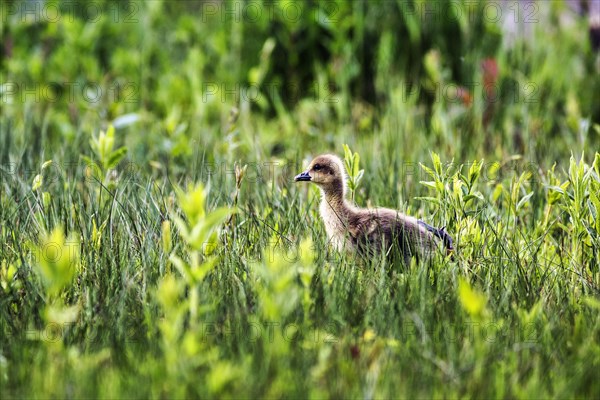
[313,164,321,171]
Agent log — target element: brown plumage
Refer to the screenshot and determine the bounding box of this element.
[294,154,454,265]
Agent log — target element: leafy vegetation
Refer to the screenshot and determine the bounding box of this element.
[1,0,599,398]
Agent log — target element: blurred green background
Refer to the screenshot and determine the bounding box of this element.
[2,0,598,170]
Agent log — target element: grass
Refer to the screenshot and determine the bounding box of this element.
[1,129,598,398]
[1,1,600,398]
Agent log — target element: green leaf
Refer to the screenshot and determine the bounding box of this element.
[546,185,565,195]
[458,278,487,318]
[191,256,218,282]
[80,155,94,166]
[468,159,482,187]
[419,163,435,178]
[172,215,190,241]
[464,192,484,203]
[186,207,234,250]
[106,124,115,139]
[176,183,207,225]
[492,184,503,202]
[343,144,351,162]
[32,174,43,191]
[169,254,193,283]
[420,180,437,190]
[32,226,79,296]
[589,190,600,232]
[41,160,53,170]
[517,192,534,211]
[106,146,128,170]
[414,196,441,205]
[356,169,364,183]
[431,152,441,174]
[162,220,172,254]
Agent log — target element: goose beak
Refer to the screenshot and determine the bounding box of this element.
[294,171,311,182]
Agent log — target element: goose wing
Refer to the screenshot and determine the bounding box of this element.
[347,208,437,259]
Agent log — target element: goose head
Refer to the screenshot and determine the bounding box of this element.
[294,154,347,198]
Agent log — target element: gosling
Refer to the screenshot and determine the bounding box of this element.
[294,154,454,265]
